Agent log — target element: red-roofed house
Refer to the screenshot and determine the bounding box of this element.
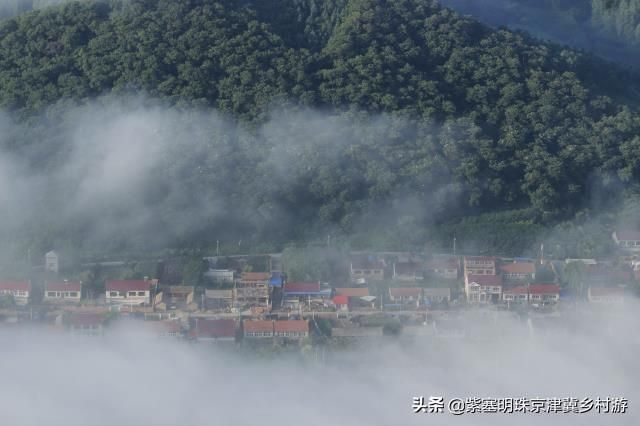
[67,312,106,336]
[0,281,30,305]
[388,287,422,307]
[44,281,81,303]
[243,320,274,339]
[613,230,640,251]
[146,320,183,339]
[499,261,536,282]
[191,318,236,342]
[465,274,502,303]
[333,295,349,311]
[274,320,309,339]
[105,280,152,306]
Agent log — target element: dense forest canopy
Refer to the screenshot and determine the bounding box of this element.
[1,0,640,259]
[440,0,640,67]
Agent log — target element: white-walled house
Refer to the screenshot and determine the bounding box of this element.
[0,281,30,305]
[465,274,502,303]
[503,284,560,305]
[105,280,152,306]
[44,281,81,303]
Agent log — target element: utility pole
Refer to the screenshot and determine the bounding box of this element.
[216,240,220,256]
[453,235,457,256]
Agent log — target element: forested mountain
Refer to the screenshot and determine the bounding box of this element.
[1,0,640,258]
[440,0,640,67]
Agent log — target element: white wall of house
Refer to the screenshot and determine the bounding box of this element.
[0,289,29,305]
[44,291,80,302]
[105,290,150,305]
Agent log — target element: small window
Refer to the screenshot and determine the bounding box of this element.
[109,291,118,297]
[47,292,56,297]
[69,292,78,297]
[137,291,146,296]
[128,291,137,297]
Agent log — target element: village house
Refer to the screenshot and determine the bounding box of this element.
[155,285,195,311]
[463,256,496,276]
[243,320,274,339]
[274,320,309,340]
[190,318,236,342]
[235,272,270,307]
[204,289,234,310]
[282,282,331,310]
[503,284,560,305]
[423,287,451,305]
[44,281,81,303]
[388,287,422,308]
[499,261,536,282]
[392,261,425,282]
[0,281,30,306]
[350,255,385,282]
[145,320,183,339]
[425,257,459,280]
[612,230,640,252]
[528,284,560,305]
[465,274,502,303]
[67,312,106,337]
[105,279,153,306]
[587,286,626,304]
[334,287,376,309]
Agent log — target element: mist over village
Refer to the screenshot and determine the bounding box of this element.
[2,0,640,425]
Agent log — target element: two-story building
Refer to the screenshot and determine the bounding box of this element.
[463,256,496,276]
[105,279,152,306]
[425,257,459,280]
[44,281,81,303]
[465,274,502,303]
[0,281,30,305]
[235,272,270,307]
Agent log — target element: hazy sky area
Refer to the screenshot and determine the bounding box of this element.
[1,306,638,425]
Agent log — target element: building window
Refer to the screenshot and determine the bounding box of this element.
[69,292,78,297]
[109,291,118,297]
[128,291,137,297]
[47,292,57,297]
[137,291,146,296]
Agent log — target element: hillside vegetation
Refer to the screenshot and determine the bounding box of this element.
[1,0,640,257]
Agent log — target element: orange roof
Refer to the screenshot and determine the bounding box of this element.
[274,320,308,333]
[243,320,273,333]
[500,262,535,274]
[240,272,270,281]
[335,288,369,297]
